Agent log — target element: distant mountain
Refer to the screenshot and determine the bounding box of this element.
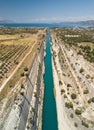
[0,19,14,24]
[59,20,94,26]
[78,20,94,25]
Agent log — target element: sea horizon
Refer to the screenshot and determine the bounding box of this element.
[0,22,93,28]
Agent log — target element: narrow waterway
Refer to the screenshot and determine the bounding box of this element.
[42,30,58,130]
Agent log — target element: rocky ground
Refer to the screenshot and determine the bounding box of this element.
[51,28,94,130]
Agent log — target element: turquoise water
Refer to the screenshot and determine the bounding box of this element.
[42,30,58,130]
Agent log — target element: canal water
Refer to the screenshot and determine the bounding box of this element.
[42,30,58,130]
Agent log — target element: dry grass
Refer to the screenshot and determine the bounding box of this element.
[0,29,46,98]
[0,28,46,123]
[0,34,20,40]
[0,44,38,98]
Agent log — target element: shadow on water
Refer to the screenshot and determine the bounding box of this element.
[42,29,58,130]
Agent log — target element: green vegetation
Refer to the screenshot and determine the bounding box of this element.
[56,28,94,62]
[24,66,28,71]
[88,97,94,103]
[29,117,32,124]
[71,93,77,99]
[64,94,67,98]
[32,107,35,112]
[27,125,30,129]
[79,45,94,62]
[20,91,24,96]
[9,84,13,88]
[61,89,65,94]
[67,84,72,87]
[21,84,24,89]
[81,120,89,128]
[75,109,82,115]
[59,80,62,85]
[79,68,84,73]
[56,28,94,45]
[65,102,73,109]
[77,50,82,55]
[14,60,19,64]
[34,92,37,97]
[20,72,24,77]
[83,89,89,94]
[74,122,78,127]
[86,74,90,79]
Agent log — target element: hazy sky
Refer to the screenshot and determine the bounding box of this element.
[0,0,94,23]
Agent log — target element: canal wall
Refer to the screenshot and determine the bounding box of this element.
[1,42,45,130]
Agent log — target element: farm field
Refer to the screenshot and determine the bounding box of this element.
[0,27,46,123]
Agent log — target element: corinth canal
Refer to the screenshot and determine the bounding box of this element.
[42,29,58,130]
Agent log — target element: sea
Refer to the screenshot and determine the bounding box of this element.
[0,23,93,28]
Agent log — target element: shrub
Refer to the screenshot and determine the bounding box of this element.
[79,68,84,73]
[81,120,89,128]
[9,85,13,88]
[34,92,37,97]
[83,89,89,94]
[61,89,65,94]
[65,102,73,109]
[86,74,90,79]
[75,109,82,115]
[59,80,62,85]
[27,125,30,129]
[20,91,24,96]
[64,94,67,98]
[21,84,24,89]
[67,92,70,95]
[0,75,2,79]
[71,93,77,99]
[20,72,24,77]
[67,84,72,87]
[32,107,35,112]
[24,67,28,72]
[29,117,32,124]
[14,60,19,64]
[77,50,82,55]
[74,122,78,127]
[88,97,94,103]
[14,126,17,129]
[91,97,94,102]
[88,99,92,104]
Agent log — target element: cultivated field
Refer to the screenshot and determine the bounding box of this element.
[0,27,46,123]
